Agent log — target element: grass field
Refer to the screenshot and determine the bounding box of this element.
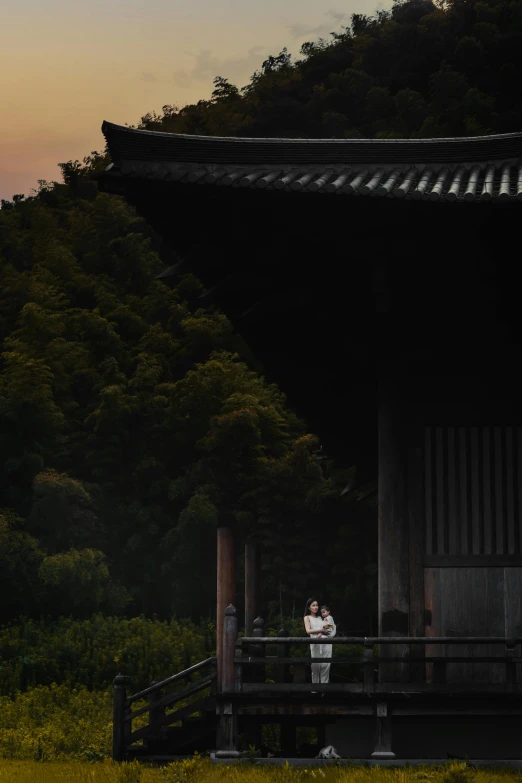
[1,759,522,783]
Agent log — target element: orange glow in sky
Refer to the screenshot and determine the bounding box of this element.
[0,0,380,201]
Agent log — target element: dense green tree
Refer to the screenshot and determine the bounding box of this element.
[28,470,100,553]
[38,548,131,618]
[10,0,520,629]
[0,510,44,618]
[0,165,366,627]
[136,0,522,140]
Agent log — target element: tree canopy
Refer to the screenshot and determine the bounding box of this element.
[4,0,517,634]
[133,0,522,140]
[0,168,376,631]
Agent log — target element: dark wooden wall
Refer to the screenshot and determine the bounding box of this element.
[423,425,522,683]
[425,566,522,683]
[425,426,522,558]
[112,178,522,683]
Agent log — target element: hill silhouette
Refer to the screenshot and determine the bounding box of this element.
[2,0,519,632]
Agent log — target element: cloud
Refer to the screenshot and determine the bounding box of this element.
[168,9,349,95]
[287,8,348,40]
[172,69,193,89]
[141,72,158,83]
[172,45,267,91]
[325,9,347,23]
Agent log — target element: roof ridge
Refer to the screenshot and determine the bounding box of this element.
[102,121,522,145]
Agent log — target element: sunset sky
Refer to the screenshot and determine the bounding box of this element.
[0,0,384,202]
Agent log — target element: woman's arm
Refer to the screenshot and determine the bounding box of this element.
[304,616,323,635]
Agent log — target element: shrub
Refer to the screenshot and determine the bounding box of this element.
[0,683,112,761]
[0,615,212,695]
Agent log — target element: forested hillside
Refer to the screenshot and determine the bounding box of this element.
[0,166,376,632]
[134,0,522,140]
[3,0,520,639]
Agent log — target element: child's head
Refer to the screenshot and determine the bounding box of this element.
[320,605,330,618]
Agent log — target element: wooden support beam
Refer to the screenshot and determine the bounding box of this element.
[378,370,410,682]
[245,542,261,638]
[112,674,128,762]
[217,526,235,691]
[222,604,239,694]
[371,702,396,759]
[408,430,426,682]
[217,605,239,758]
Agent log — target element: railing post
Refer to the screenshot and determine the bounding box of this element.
[222,604,238,694]
[253,616,265,683]
[277,628,290,684]
[148,681,165,741]
[112,673,128,762]
[235,642,243,694]
[216,604,239,758]
[217,525,236,691]
[371,701,396,760]
[243,619,264,752]
[505,640,517,693]
[364,640,375,692]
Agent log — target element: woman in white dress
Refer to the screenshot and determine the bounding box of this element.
[303,598,332,685]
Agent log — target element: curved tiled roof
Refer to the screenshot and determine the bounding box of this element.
[101,121,522,202]
[102,121,522,164]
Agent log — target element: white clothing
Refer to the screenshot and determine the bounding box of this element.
[318,614,336,683]
[307,614,334,684]
[321,614,336,638]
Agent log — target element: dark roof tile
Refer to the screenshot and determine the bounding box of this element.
[99,122,522,202]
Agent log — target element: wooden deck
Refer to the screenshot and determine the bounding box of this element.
[112,609,522,762]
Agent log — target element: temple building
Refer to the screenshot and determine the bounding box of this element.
[99,123,522,762]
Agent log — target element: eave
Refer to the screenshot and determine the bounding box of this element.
[99,121,522,203]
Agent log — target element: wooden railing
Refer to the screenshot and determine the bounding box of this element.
[235,636,522,691]
[112,606,522,761]
[112,657,217,761]
[213,604,522,759]
[219,605,522,696]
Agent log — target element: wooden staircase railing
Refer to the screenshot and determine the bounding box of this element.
[113,657,217,761]
[112,607,522,762]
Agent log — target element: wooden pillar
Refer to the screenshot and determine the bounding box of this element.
[216,604,239,758]
[112,673,128,762]
[408,423,426,682]
[378,370,410,682]
[217,526,235,691]
[371,702,396,759]
[222,604,238,694]
[244,541,261,638]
